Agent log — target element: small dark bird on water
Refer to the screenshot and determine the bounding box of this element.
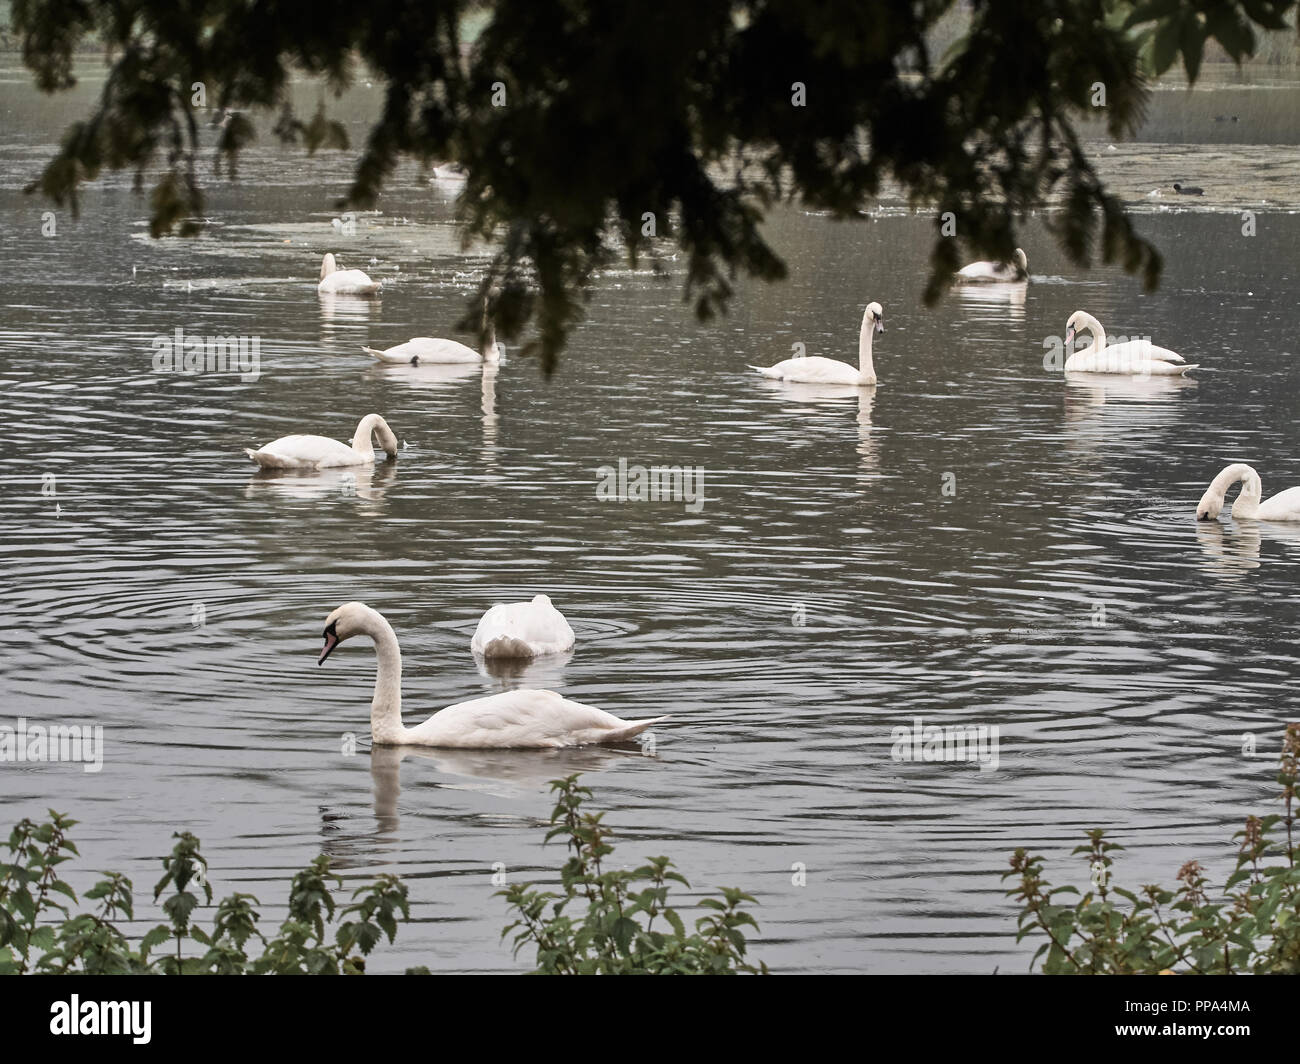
[1173,182,1204,195]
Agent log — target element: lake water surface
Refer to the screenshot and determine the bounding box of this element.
[2,65,1299,972]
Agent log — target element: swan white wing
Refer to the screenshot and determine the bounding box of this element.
[1066,340,1195,376]
[955,260,1007,283]
[751,356,861,384]
[246,434,361,469]
[471,599,576,657]
[393,337,483,364]
[1257,486,1300,522]
[318,269,380,295]
[407,689,664,749]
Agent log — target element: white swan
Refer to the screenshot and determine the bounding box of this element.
[244,413,398,470]
[364,325,502,365]
[318,602,665,748]
[1196,464,1300,522]
[471,594,576,658]
[317,253,380,296]
[750,301,883,385]
[954,248,1028,284]
[1063,311,1197,376]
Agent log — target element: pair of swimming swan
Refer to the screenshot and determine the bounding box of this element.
[319,601,662,748]
[318,253,380,296]
[1197,465,1300,522]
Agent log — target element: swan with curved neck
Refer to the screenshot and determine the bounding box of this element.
[471,594,575,658]
[954,248,1028,284]
[1196,464,1300,522]
[317,253,380,296]
[244,413,398,470]
[750,301,883,385]
[318,603,665,748]
[1063,311,1196,376]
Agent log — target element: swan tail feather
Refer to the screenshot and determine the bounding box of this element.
[363,346,387,360]
[244,448,260,463]
[602,715,670,743]
[748,365,780,378]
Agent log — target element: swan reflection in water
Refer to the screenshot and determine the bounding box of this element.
[1063,372,1197,454]
[244,460,397,502]
[756,378,878,477]
[473,647,574,690]
[955,280,1027,322]
[368,742,650,832]
[317,290,381,343]
[1195,514,1300,579]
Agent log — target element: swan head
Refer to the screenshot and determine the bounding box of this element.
[1064,310,1093,349]
[320,253,338,281]
[318,601,384,664]
[1196,485,1224,521]
[865,301,884,335]
[1014,248,1028,273]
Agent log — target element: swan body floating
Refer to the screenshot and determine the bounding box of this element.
[365,327,501,366]
[318,603,665,748]
[954,248,1028,284]
[750,302,884,385]
[318,253,380,296]
[1196,464,1300,522]
[471,595,576,658]
[244,413,398,470]
[1063,311,1197,376]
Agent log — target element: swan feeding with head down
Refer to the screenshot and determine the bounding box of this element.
[364,325,502,366]
[471,594,576,659]
[1196,464,1300,522]
[954,248,1028,284]
[1063,311,1197,376]
[318,603,666,748]
[750,302,884,385]
[317,253,380,296]
[244,413,398,470]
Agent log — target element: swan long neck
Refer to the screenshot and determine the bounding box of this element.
[1218,463,1263,516]
[484,321,500,362]
[362,609,406,744]
[1079,314,1105,356]
[858,311,876,382]
[351,414,398,460]
[320,253,337,281]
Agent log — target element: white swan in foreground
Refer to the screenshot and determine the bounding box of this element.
[1196,464,1300,522]
[364,325,501,365]
[471,594,576,658]
[750,302,883,385]
[318,603,665,748]
[244,413,398,470]
[317,253,380,296]
[1063,311,1197,376]
[954,248,1028,284]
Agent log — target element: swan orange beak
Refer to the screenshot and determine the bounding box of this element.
[318,622,340,665]
[1064,325,1075,347]
[874,320,884,335]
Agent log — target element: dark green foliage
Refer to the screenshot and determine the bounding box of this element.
[0,821,408,974]
[10,1,1298,370]
[500,775,767,973]
[1006,723,1300,974]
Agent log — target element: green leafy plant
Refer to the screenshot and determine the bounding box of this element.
[0,822,409,974]
[500,775,767,974]
[1005,723,1300,974]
